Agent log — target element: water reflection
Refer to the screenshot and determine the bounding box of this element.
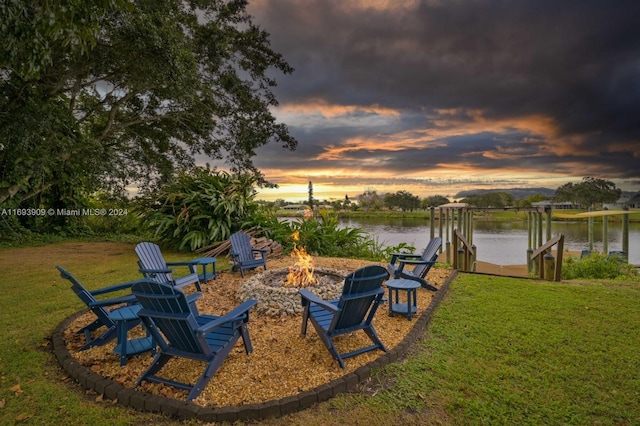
[338,218,639,266]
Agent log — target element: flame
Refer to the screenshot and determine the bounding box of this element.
[283,230,318,287]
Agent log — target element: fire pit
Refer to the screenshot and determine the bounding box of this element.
[237,231,348,316]
[237,267,347,316]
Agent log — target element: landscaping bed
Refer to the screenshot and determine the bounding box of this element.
[62,256,451,407]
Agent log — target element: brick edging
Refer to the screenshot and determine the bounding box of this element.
[51,270,458,422]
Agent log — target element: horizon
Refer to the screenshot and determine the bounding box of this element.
[254,183,611,204]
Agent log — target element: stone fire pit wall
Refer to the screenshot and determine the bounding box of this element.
[237,267,348,316]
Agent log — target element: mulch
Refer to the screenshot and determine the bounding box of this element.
[63,256,452,407]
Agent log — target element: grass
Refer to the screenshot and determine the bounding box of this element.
[1,242,639,425]
[380,275,640,425]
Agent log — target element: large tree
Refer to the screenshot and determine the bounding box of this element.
[0,1,296,220]
[554,177,621,210]
[384,190,420,211]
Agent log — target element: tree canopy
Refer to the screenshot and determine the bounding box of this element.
[554,177,621,209]
[423,195,450,208]
[384,190,420,211]
[0,0,296,224]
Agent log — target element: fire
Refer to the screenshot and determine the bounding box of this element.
[283,230,318,287]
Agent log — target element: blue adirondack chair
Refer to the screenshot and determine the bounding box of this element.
[135,242,208,292]
[299,265,390,369]
[387,237,442,291]
[56,265,145,351]
[229,231,267,277]
[131,280,258,401]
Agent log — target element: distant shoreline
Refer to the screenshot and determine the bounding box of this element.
[275,208,640,222]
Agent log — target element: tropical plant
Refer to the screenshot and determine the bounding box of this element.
[252,209,413,260]
[135,168,259,251]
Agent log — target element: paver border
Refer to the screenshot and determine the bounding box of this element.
[51,270,458,422]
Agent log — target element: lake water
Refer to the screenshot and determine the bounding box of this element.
[337,217,640,266]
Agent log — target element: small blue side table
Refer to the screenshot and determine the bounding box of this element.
[109,305,155,366]
[386,279,421,321]
[169,257,217,283]
[190,257,217,282]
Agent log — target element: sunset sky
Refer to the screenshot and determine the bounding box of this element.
[221,0,640,202]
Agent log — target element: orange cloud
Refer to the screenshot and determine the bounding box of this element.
[277,99,401,119]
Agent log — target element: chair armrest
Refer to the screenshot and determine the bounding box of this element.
[138,267,173,275]
[391,253,421,259]
[389,252,420,264]
[166,260,198,267]
[299,289,340,313]
[90,278,149,296]
[187,293,202,303]
[396,259,436,273]
[89,294,138,308]
[174,273,200,286]
[398,259,437,266]
[252,248,267,259]
[196,299,258,334]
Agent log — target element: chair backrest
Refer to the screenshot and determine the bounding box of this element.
[55,265,115,328]
[131,280,206,355]
[135,242,174,283]
[230,232,255,263]
[413,237,442,278]
[334,265,389,330]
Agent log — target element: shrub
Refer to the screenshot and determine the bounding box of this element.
[252,209,413,260]
[562,251,638,280]
[135,167,259,251]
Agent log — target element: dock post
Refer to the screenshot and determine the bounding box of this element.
[430,207,435,240]
[543,252,555,281]
[622,207,629,256]
[603,212,609,254]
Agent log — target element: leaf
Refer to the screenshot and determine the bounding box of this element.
[15,413,33,421]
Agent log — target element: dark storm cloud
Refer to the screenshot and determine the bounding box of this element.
[247,0,640,192]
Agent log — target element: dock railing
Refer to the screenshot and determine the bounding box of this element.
[529,234,564,281]
[452,228,476,272]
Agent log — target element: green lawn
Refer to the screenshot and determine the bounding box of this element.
[1,242,639,425]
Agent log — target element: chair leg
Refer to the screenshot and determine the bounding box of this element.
[363,326,388,353]
[308,321,346,369]
[300,306,310,336]
[319,333,345,369]
[136,353,172,387]
[239,323,253,354]
[188,334,242,401]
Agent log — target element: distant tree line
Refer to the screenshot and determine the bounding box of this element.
[264,177,623,212]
